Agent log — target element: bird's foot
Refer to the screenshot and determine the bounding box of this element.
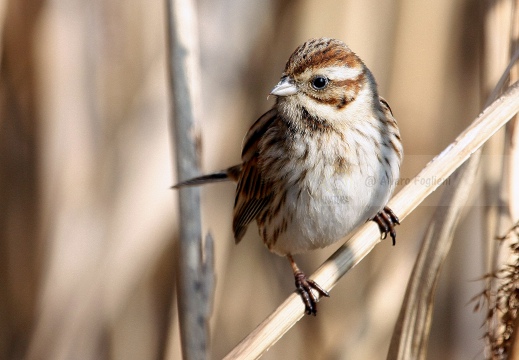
[372,206,400,245]
[293,271,330,316]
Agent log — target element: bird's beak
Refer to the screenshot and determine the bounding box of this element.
[270,76,297,96]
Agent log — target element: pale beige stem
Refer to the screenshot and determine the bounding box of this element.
[164,0,213,359]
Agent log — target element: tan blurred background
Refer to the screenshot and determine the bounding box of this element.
[0,0,504,359]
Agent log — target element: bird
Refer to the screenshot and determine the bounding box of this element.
[173,38,403,315]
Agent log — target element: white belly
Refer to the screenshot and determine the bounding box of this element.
[269,163,393,255]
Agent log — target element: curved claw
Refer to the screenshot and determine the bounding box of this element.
[294,271,330,315]
[372,206,400,246]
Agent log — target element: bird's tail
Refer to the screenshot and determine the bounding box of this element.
[172,164,241,188]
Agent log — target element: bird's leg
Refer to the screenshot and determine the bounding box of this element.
[372,206,400,246]
[287,254,329,316]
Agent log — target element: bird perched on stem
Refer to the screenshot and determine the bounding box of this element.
[174,38,403,315]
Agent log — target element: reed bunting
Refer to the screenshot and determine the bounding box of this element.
[174,38,403,315]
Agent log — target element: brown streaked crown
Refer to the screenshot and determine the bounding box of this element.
[283,38,363,77]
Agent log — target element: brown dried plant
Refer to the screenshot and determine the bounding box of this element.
[477,221,519,359]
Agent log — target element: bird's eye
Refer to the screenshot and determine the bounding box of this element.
[311,76,329,90]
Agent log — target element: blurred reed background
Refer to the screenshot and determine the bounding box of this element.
[1,0,517,359]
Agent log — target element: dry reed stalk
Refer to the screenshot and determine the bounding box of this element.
[482,0,514,311]
[224,82,519,360]
[481,0,512,294]
[165,0,214,359]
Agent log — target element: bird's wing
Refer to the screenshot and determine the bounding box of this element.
[379,96,403,162]
[232,108,278,243]
[379,96,393,116]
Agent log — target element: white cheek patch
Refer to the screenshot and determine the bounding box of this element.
[323,66,362,81]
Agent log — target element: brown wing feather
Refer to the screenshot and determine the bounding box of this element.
[232,108,278,243]
[379,96,393,117]
[379,96,403,162]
